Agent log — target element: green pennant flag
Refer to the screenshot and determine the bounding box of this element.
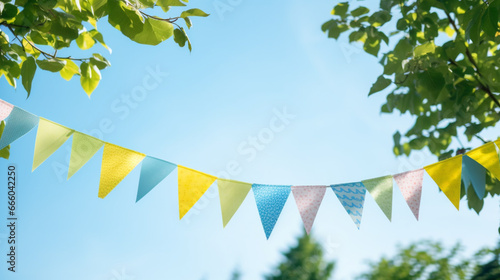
[68,132,104,179]
[33,118,73,171]
[362,175,394,221]
[217,179,252,227]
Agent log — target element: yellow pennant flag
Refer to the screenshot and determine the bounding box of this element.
[217,179,252,227]
[424,155,463,210]
[98,143,145,198]
[33,118,73,171]
[466,142,500,180]
[178,166,217,219]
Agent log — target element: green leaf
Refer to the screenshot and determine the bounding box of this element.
[80,62,101,97]
[89,30,112,53]
[108,0,144,40]
[90,53,111,69]
[369,11,392,27]
[466,184,484,214]
[413,41,435,57]
[364,36,381,56]
[180,8,209,18]
[1,3,18,19]
[351,6,369,17]
[60,60,80,81]
[76,31,96,50]
[36,59,66,72]
[0,121,10,160]
[482,6,499,38]
[173,28,187,47]
[369,75,391,96]
[331,2,348,17]
[132,18,173,45]
[21,57,36,96]
[184,17,192,29]
[157,0,186,12]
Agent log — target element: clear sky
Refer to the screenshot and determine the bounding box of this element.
[0,0,499,279]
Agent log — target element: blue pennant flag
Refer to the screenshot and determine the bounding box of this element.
[331,182,366,229]
[0,107,39,150]
[462,155,486,199]
[252,184,291,239]
[136,156,177,202]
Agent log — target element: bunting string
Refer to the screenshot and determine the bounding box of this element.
[1,99,499,239]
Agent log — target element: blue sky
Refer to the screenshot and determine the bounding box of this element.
[1,0,499,279]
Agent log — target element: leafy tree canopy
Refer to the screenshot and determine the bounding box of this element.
[0,0,208,97]
[265,231,335,280]
[322,0,500,214]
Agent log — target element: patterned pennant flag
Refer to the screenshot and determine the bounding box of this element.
[217,179,252,227]
[0,107,39,150]
[292,185,326,235]
[98,143,145,198]
[32,118,73,171]
[424,155,463,210]
[68,132,104,179]
[362,175,394,221]
[466,142,500,181]
[0,100,14,121]
[462,155,486,199]
[393,169,424,220]
[331,182,366,229]
[178,166,217,219]
[252,184,291,239]
[136,156,176,202]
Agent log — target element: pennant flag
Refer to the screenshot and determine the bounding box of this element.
[68,132,104,179]
[292,185,326,234]
[362,175,394,221]
[178,166,217,219]
[0,100,14,121]
[466,142,500,181]
[393,169,424,220]
[217,179,252,227]
[424,155,463,210]
[462,155,486,199]
[0,107,39,150]
[253,184,291,239]
[136,156,176,202]
[331,182,366,229]
[98,143,145,198]
[32,118,73,171]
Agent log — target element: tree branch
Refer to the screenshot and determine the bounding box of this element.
[444,11,500,109]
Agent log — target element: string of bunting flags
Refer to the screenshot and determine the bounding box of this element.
[0,99,499,239]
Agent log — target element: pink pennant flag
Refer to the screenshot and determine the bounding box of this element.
[0,100,14,121]
[292,185,327,234]
[393,168,424,220]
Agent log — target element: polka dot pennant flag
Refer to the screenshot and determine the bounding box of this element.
[0,100,13,121]
[393,169,424,220]
[291,186,327,235]
[252,184,291,239]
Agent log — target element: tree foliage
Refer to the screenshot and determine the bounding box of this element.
[358,241,500,280]
[322,0,500,214]
[0,0,208,97]
[265,231,335,280]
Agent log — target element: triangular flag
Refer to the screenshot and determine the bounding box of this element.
[462,155,486,199]
[252,184,291,239]
[0,107,39,150]
[136,156,176,202]
[393,169,424,220]
[466,142,500,181]
[362,175,394,221]
[424,155,463,210]
[68,132,104,179]
[217,179,252,227]
[178,166,217,219]
[331,182,366,229]
[98,143,145,198]
[32,118,73,171]
[291,185,326,234]
[0,100,14,121]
